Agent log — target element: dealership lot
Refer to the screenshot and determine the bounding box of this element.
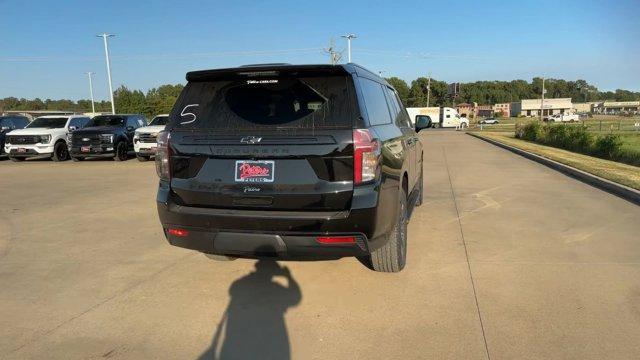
[1,131,639,359]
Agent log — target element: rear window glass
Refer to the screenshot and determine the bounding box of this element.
[168,76,354,131]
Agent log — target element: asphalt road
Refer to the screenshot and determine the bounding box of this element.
[1,131,639,359]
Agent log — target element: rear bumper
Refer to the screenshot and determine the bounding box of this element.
[165,229,369,260]
[157,184,385,260]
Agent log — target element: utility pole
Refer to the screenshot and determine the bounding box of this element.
[426,76,431,107]
[540,77,546,121]
[323,38,342,65]
[85,72,96,114]
[341,34,357,63]
[97,33,116,114]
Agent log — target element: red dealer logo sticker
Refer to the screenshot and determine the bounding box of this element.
[235,160,275,183]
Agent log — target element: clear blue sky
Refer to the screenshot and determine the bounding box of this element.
[1,0,638,101]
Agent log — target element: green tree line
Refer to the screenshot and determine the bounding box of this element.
[386,77,640,108]
[1,78,638,116]
[0,84,184,118]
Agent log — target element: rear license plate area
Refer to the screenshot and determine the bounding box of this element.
[235,160,274,183]
[81,146,90,153]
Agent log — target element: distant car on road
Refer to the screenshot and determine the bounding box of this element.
[69,114,147,161]
[4,115,90,162]
[479,118,499,124]
[133,114,169,161]
[0,115,30,159]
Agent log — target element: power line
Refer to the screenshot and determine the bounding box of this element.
[0,48,326,63]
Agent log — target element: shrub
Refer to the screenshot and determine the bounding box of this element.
[546,124,570,147]
[514,122,639,167]
[516,121,544,141]
[566,125,594,152]
[593,134,623,158]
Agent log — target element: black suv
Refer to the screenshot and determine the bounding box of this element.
[1,115,30,158]
[156,64,423,272]
[69,114,147,161]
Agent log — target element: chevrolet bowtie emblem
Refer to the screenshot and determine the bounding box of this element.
[240,136,262,144]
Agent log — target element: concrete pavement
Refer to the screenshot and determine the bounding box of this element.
[1,131,639,359]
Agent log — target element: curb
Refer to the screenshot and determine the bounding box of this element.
[467,132,640,206]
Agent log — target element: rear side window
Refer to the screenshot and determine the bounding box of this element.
[169,76,354,131]
[360,78,392,126]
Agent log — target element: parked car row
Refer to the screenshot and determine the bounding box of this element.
[0,114,168,162]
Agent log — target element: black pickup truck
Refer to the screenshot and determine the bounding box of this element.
[69,114,147,161]
[155,63,423,272]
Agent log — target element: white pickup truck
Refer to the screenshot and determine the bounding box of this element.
[545,113,579,122]
[133,114,169,161]
[4,115,90,161]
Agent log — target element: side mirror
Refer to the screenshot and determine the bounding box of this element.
[1,126,10,132]
[126,126,135,132]
[69,125,78,131]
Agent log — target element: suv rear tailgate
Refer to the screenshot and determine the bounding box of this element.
[169,130,354,210]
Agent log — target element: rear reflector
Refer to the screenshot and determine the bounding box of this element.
[316,236,356,244]
[168,228,189,237]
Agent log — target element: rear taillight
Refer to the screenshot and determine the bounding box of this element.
[353,129,380,184]
[168,228,189,237]
[155,130,171,181]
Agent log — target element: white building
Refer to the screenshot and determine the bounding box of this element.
[511,98,573,117]
[593,101,639,115]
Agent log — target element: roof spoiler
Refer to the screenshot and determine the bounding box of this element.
[186,64,350,82]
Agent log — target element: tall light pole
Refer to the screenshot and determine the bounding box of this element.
[540,77,546,121]
[97,33,115,114]
[426,76,432,107]
[341,34,357,63]
[85,72,96,114]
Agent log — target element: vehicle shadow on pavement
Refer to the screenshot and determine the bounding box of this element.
[198,259,302,360]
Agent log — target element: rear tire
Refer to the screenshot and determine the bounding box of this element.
[9,156,24,162]
[136,154,150,162]
[52,141,69,162]
[369,188,408,272]
[114,142,128,161]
